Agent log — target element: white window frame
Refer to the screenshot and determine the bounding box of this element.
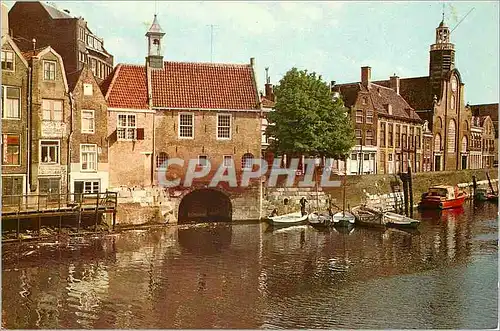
[43,60,56,80]
[217,113,232,140]
[76,180,100,194]
[117,114,137,140]
[223,155,233,168]
[2,86,21,119]
[42,99,63,121]
[80,144,98,172]
[198,155,208,168]
[355,110,363,123]
[79,51,86,63]
[40,140,60,164]
[81,109,95,133]
[366,110,374,124]
[178,113,194,139]
[1,50,15,71]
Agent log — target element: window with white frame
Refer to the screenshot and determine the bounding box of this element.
[117,114,136,140]
[217,114,231,139]
[43,61,56,80]
[179,113,194,138]
[84,180,100,193]
[241,153,254,170]
[355,110,363,123]
[198,155,208,167]
[1,50,14,71]
[1,86,20,119]
[223,155,233,167]
[79,27,86,41]
[42,99,63,121]
[83,83,93,96]
[366,110,373,124]
[81,144,97,171]
[40,140,60,164]
[2,134,20,165]
[81,110,95,133]
[79,51,86,63]
[156,152,168,169]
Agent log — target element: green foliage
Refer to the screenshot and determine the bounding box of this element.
[265,68,355,159]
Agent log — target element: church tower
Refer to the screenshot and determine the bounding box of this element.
[429,17,455,97]
[146,14,165,69]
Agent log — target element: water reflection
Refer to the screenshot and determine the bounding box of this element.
[2,203,498,329]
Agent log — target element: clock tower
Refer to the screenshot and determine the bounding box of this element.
[429,18,455,98]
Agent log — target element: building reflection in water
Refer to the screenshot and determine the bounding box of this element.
[1,201,497,329]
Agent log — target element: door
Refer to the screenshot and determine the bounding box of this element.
[461,155,467,170]
[434,155,441,171]
[74,181,84,202]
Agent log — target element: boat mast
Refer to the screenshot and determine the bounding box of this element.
[342,173,346,217]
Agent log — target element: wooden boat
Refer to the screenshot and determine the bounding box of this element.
[332,211,355,227]
[308,212,332,227]
[351,205,384,228]
[266,211,309,227]
[382,211,420,229]
[419,185,467,209]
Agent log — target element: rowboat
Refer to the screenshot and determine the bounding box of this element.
[419,185,467,209]
[382,211,420,229]
[332,211,355,227]
[308,212,332,227]
[351,205,384,228]
[266,211,309,227]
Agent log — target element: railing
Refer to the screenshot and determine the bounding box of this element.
[1,191,118,215]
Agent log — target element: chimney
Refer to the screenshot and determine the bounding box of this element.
[390,74,400,95]
[264,67,275,101]
[361,66,371,87]
[250,57,255,67]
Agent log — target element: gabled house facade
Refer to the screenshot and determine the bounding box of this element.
[23,46,70,197]
[67,65,109,195]
[333,67,424,175]
[100,15,262,221]
[1,34,29,204]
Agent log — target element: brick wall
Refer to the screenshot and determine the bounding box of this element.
[107,110,155,187]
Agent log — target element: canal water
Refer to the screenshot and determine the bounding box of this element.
[2,201,498,329]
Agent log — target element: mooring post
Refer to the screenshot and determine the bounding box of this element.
[59,214,62,234]
[112,211,116,231]
[472,175,477,198]
[408,165,414,217]
[400,172,409,216]
[95,192,99,233]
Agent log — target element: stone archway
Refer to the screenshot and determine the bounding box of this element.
[178,189,232,224]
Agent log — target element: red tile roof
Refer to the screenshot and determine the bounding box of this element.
[261,96,275,108]
[102,61,259,110]
[21,46,49,60]
[151,61,259,110]
[470,103,498,123]
[104,64,149,109]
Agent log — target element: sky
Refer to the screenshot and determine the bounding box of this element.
[4,1,499,104]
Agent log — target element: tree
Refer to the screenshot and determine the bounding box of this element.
[265,68,355,160]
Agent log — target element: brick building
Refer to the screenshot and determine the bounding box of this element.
[471,103,498,167]
[478,116,496,168]
[371,19,472,171]
[66,65,109,195]
[333,67,424,175]
[1,34,29,203]
[22,46,70,196]
[469,116,484,169]
[8,1,114,83]
[100,15,262,221]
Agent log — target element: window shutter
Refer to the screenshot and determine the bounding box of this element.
[136,128,145,140]
[108,130,117,145]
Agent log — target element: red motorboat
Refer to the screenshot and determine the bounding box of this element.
[419,185,468,209]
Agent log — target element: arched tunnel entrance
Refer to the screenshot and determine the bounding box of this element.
[178,189,232,224]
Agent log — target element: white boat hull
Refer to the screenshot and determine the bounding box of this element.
[332,211,355,226]
[267,211,309,227]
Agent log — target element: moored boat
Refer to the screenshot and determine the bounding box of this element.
[308,212,332,227]
[332,211,355,227]
[382,211,420,229]
[419,185,467,209]
[351,205,384,228]
[266,211,309,227]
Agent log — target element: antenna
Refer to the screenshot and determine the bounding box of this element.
[154,0,158,16]
[265,67,270,84]
[442,3,445,21]
[450,7,475,33]
[207,24,218,62]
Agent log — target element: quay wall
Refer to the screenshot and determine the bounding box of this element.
[264,169,498,214]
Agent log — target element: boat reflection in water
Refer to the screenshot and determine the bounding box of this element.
[1,202,498,329]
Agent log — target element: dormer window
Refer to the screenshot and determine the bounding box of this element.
[43,61,56,80]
